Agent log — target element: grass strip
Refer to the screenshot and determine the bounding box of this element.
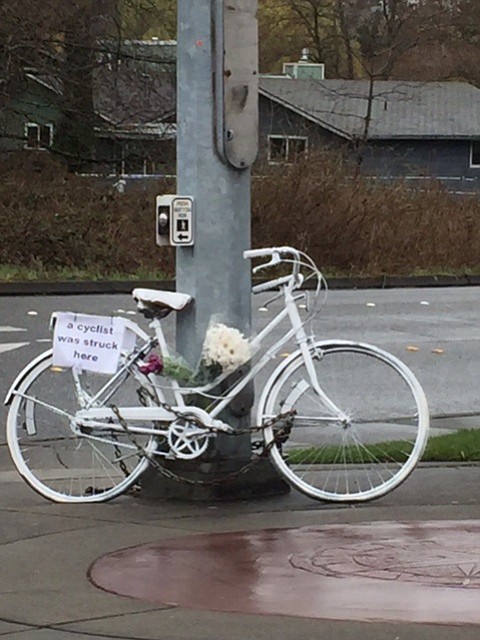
[287,429,480,464]
[0,265,170,282]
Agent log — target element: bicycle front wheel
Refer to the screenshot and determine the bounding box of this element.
[259,341,429,502]
[7,353,157,503]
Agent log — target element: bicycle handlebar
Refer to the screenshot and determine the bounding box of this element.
[243,248,275,259]
[243,246,300,260]
[245,246,303,294]
[251,275,293,294]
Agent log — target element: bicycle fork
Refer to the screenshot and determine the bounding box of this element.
[286,291,349,424]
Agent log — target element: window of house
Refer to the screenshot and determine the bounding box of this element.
[268,135,308,164]
[470,142,480,168]
[268,136,288,163]
[25,123,53,149]
[289,137,307,159]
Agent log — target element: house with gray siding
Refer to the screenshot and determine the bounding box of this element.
[258,77,480,192]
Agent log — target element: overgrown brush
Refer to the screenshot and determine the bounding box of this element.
[0,153,175,276]
[252,152,480,275]
[1,151,480,278]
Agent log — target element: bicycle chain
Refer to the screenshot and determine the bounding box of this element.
[110,387,295,487]
[112,437,131,478]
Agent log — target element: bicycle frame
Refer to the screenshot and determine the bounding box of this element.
[73,278,346,435]
[155,284,308,417]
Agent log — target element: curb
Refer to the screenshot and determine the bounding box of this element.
[0,274,477,296]
[325,274,475,290]
[0,280,176,296]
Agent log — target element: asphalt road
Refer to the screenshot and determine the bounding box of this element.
[0,285,479,447]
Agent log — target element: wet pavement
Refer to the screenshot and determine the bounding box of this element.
[90,520,480,626]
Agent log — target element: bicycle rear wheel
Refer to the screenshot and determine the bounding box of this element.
[258,341,429,502]
[7,353,157,503]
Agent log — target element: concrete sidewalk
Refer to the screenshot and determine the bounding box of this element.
[1,453,480,639]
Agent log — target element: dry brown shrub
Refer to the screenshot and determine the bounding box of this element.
[1,151,480,277]
[0,153,175,276]
[252,152,480,275]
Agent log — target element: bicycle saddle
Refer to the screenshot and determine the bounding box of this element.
[132,288,192,317]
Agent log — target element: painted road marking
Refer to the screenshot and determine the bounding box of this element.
[0,342,30,354]
[0,326,29,355]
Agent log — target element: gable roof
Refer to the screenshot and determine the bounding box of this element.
[259,77,480,141]
[94,65,175,128]
[26,39,176,132]
[94,39,175,129]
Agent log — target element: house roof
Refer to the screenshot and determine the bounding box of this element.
[259,77,480,141]
[94,39,175,127]
[27,39,176,130]
[93,65,175,127]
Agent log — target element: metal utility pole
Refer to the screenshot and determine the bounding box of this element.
[176,0,256,370]
[142,0,287,499]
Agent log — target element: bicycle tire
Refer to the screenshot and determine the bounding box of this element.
[7,351,158,503]
[258,340,429,502]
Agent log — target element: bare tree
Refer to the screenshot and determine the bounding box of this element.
[337,0,455,79]
[0,0,176,173]
[268,0,459,80]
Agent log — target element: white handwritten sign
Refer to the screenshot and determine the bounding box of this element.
[52,313,130,374]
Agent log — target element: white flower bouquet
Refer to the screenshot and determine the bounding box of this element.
[201,322,251,375]
[152,322,251,387]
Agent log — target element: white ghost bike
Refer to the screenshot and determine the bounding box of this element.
[5,247,429,503]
